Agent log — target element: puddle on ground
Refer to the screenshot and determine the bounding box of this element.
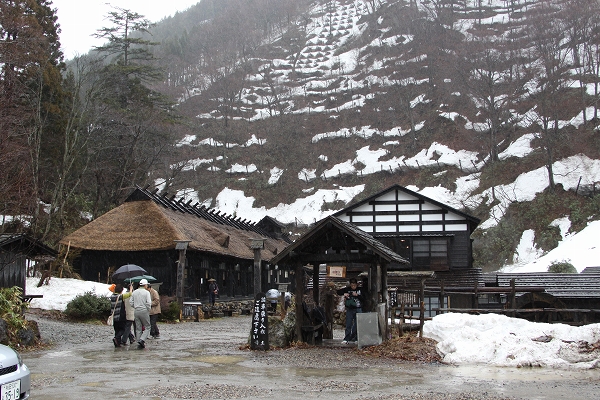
[81,381,105,387]
[185,355,247,364]
[438,364,600,382]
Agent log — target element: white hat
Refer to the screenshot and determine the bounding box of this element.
[139,279,149,285]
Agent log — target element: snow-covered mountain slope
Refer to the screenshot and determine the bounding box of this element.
[151,0,600,271]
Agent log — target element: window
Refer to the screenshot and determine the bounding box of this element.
[413,239,449,271]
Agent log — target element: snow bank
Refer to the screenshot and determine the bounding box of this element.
[423,313,600,369]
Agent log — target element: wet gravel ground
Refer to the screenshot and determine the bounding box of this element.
[24,311,600,400]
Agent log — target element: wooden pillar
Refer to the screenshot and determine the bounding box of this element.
[510,279,516,317]
[324,290,334,339]
[294,262,304,342]
[381,262,388,341]
[419,278,426,338]
[399,303,405,336]
[174,240,191,310]
[250,239,265,297]
[369,264,378,312]
[439,281,445,314]
[312,263,319,306]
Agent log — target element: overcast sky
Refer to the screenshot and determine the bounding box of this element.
[52,0,200,58]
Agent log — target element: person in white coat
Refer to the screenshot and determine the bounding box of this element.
[130,278,152,349]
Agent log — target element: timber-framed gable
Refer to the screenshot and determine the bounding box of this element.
[333,185,480,271]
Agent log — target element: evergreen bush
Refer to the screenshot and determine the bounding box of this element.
[64,291,110,320]
[160,301,180,321]
[547,260,577,273]
[0,287,27,332]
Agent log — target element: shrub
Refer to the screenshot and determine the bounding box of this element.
[160,301,180,321]
[547,260,577,273]
[0,287,27,332]
[64,291,111,320]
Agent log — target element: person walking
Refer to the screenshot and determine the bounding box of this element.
[147,284,161,339]
[130,279,152,349]
[336,278,365,344]
[121,283,136,346]
[208,278,218,306]
[109,284,126,347]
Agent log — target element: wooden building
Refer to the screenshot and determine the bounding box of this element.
[59,186,291,300]
[272,184,483,342]
[270,215,410,342]
[0,233,56,291]
[333,184,480,272]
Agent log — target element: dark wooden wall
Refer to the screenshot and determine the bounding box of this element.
[0,253,26,290]
[76,250,294,301]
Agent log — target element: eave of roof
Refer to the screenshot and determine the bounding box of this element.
[271,216,409,265]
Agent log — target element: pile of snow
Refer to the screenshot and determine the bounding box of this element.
[25,277,111,312]
[423,313,600,369]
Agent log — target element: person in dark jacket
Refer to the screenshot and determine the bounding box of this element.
[208,278,218,306]
[110,284,127,347]
[336,278,365,344]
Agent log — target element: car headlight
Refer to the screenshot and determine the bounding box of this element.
[16,352,23,367]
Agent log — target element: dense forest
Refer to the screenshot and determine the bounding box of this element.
[2,0,600,272]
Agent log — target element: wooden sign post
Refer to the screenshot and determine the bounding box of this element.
[250,292,269,350]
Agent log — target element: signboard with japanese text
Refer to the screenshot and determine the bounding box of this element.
[327,265,346,278]
[250,292,269,350]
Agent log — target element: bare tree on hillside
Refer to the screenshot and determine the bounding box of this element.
[526,0,573,190]
[41,56,101,240]
[563,0,600,124]
[456,33,524,163]
[388,77,425,150]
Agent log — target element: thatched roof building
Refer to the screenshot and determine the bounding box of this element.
[60,186,291,299]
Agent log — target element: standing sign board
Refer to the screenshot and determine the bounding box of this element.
[250,292,269,350]
[356,312,382,349]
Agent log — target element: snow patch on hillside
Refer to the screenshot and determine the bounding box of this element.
[215,185,365,225]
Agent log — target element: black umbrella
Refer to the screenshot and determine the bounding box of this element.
[112,264,148,281]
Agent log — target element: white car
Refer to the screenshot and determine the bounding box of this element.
[0,344,30,399]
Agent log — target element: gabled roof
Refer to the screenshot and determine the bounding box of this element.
[333,184,480,231]
[60,199,287,262]
[0,234,57,257]
[270,216,409,265]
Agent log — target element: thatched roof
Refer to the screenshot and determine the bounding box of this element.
[60,200,286,261]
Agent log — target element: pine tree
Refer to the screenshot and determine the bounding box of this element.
[85,6,176,214]
[0,0,67,236]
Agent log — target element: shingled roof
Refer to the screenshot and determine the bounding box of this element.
[487,272,600,299]
[270,216,409,265]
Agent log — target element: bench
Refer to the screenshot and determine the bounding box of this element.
[22,294,43,303]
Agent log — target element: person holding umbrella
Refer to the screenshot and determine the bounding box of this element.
[130,279,152,349]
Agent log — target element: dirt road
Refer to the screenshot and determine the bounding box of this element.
[23,314,600,399]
